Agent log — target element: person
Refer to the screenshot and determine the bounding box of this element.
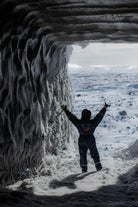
[61,103,110,173]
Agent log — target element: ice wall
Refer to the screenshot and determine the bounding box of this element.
[0,1,73,185]
[1,0,138,185]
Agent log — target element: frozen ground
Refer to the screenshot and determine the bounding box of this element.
[69,65,138,152]
[1,65,138,207]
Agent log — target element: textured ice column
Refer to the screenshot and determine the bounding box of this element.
[0,22,73,184]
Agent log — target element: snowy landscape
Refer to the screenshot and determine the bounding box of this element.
[1,45,138,206]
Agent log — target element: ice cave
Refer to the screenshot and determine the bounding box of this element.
[0,0,138,198]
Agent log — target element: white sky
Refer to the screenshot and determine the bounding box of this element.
[69,43,138,69]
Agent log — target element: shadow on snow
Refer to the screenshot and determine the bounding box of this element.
[49,171,97,189]
[0,164,138,207]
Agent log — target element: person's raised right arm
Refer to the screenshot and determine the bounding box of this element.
[92,102,110,127]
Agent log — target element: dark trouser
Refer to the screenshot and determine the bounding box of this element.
[78,136,101,171]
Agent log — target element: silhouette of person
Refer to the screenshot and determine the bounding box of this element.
[61,103,110,173]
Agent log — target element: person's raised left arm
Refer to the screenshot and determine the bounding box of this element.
[61,105,79,126]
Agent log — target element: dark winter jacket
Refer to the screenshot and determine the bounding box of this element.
[65,107,106,140]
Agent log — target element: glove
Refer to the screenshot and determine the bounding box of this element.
[104,102,110,108]
[61,105,67,112]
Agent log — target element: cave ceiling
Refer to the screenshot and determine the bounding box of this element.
[1,0,138,44]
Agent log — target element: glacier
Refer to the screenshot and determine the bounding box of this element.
[0,0,138,186]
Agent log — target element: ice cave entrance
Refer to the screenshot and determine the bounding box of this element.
[68,43,138,149]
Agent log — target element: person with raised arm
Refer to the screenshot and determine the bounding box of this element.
[61,103,110,173]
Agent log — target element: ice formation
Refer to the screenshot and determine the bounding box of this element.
[0,0,138,185]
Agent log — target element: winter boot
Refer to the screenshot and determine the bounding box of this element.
[81,166,87,173]
[95,162,102,171]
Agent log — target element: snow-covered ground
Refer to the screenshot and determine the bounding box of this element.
[69,65,138,153]
[1,65,138,207]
